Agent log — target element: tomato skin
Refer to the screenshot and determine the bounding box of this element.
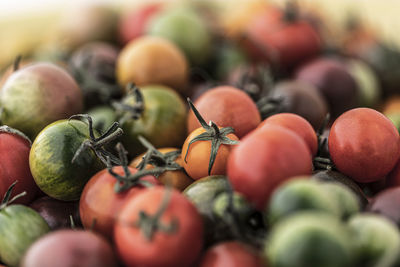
[21,230,118,267]
[130,148,193,191]
[29,120,104,201]
[228,125,312,210]
[258,113,318,156]
[328,108,400,183]
[79,166,159,239]
[187,86,261,138]
[182,127,239,180]
[0,129,38,204]
[114,187,204,267]
[199,241,264,267]
[118,3,163,45]
[0,63,83,138]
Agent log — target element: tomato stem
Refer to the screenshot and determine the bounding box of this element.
[113,83,144,125]
[0,181,27,210]
[235,64,273,101]
[185,98,239,175]
[134,187,179,241]
[13,55,22,72]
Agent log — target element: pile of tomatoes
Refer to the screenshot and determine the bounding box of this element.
[2,1,400,266]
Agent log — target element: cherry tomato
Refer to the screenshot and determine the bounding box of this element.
[199,241,264,267]
[182,127,239,180]
[79,166,159,239]
[258,113,318,156]
[114,186,203,267]
[228,124,312,210]
[329,108,400,183]
[116,36,188,94]
[187,86,261,138]
[367,187,400,226]
[118,3,163,45]
[0,126,38,204]
[21,230,118,267]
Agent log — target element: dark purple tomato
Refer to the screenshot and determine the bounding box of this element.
[295,57,359,118]
[21,230,118,267]
[267,80,328,130]
[29,196,80,230]
[367,187,400,226]
[69,42,121,108]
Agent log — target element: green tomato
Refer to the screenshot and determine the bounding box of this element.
[321,183,360,219]
[120,85,187,157]
[0,205,50,267]
[348,214,400,267]
[386,112,400,133]
[266,179,340,225]
[265,212,353,267]
[147,7,212,65]
[29,119,103,201]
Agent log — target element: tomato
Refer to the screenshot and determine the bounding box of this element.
[182,126,239,180]
[242,5,321,69]
[258,113,318,156]
[295,57,359,118]
[328,108,400,183]
[116,36,188,94]
[199,241,264,267]
[0,58,30,89]
[118,3,163,45]
[187,86,261,138]
[79,166,159,239]
[0,126,38,204]
[114,186,203,267]
[130,148,193,191]
[228,124,312,210]
[29,119,105,201]
[119,85,187,157]
[0,63,83,138]
[265,213,353,267]
[30,196,80,230]
[21,230,118,267]
[68,42,121,108]
[0,185,50,267]
[266,80,328,130]
[147,7,212,65]
[367,187,400,226]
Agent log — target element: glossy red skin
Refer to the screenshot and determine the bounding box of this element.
[118,3,163,45]
[244,10,321,68]
[188,86,261,138]
[228,125,312,210]
[0,131,38,204]
[114,187,204,267]
[258,113,318,156]
[79,166,159,239]
[21,230,118,267]
[199,241,265,267]
[329,108,400,183]
[295,57,358,118]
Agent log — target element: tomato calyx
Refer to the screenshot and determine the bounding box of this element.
[235,64,274,101]
[133,187,179,240]
[69,114,124,166]
[13,55,22,72]
[282,1,299,23]
[0,181,26,210]
[313,113,336,171]
[256,95,285,120]
[0,125,32,145]
[112,83,144,124]
[185,98,240,175]
[104,142,154,193]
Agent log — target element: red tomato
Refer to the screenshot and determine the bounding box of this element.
[79,166,159,239]
[243,8,321,68]
[258,113,318,156]
[199,241,265,267]
[114,187,203,267]
[329,108,400,183]
[187,86,261,138]
[118,3,163,45]
[0,127,38,204]
[228,125,312,210]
